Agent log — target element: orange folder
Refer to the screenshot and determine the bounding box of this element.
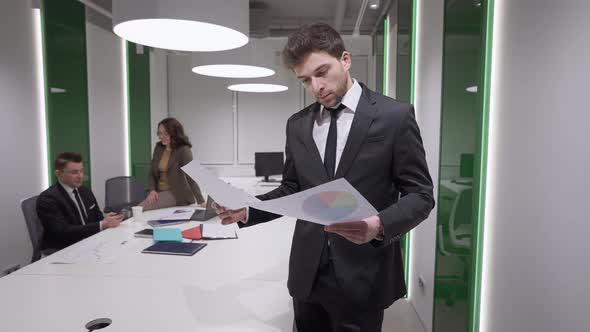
[181,225,202,240]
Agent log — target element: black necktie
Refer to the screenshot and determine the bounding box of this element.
[323,104,346,180]
[73,189,88,224]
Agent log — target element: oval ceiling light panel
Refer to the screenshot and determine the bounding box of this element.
[228,84,289,93]
[192,65,275,78]
[192,39,276,78]
[113,0,249,52]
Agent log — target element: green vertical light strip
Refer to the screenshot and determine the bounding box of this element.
[382,17,389,95]
[403,0,418,287]
[470,1,494,332]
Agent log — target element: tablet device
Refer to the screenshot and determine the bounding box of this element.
[134,228,154,238]
[141,242,207,256]
[191,196,218,221]
[147,219,188,227]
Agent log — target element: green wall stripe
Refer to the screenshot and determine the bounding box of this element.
[470,0,495,331]
[126,42,152,187]
[42,0,92,187]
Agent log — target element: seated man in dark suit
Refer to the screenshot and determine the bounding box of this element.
[36,152,124,250]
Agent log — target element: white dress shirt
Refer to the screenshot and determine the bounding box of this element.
[59,182,88,225]
[313,79,362,170]
[59,182,103,230]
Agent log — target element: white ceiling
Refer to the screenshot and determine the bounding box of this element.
[85,0,386,37]
[250,0,383,36]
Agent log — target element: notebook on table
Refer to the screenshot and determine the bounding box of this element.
[141,242,207,256]
[134,228,154,238]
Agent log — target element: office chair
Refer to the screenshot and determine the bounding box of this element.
[434,187,473,307]
[104,176,147,213]
[448,188,473,249]
[20,196,55,262]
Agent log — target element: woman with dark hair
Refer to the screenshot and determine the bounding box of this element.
[140,117,205,211]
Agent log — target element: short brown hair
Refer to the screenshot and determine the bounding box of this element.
[158,117,192,149]
[282,23,347,69]
[54,152,83,171]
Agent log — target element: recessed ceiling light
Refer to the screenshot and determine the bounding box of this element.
[369,0,380,10]
[228,84,288,93]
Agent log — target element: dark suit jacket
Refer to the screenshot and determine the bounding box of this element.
[247,83,435,310]
[149,144,205,205]
[36,184,104,250]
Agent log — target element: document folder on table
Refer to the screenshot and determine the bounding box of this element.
[141,242,207,256]
[182,224,238,240]
[153,228,182,242]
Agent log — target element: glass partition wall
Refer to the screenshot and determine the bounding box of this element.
[433,1,484,332]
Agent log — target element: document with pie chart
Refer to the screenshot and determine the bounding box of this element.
[250,178,378,225]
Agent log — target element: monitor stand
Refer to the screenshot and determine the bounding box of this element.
[263,176,280,182]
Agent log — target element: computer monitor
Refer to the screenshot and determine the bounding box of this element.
[255,152,284,182]
[459,153,474,178]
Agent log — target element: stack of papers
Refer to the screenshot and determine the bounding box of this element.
[182,223,238,240]
[158,208,199,221]
[202,223,238,239]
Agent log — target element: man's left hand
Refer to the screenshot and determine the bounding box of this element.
[324,215,384,245]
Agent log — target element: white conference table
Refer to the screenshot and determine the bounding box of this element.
[0,207,297,332]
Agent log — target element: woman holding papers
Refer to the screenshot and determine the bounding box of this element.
[140,117,205,211]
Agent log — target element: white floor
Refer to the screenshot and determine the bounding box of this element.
[383,299,427,332]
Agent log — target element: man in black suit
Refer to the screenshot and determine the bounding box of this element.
[215,23,434,331]
[37,152,124,250]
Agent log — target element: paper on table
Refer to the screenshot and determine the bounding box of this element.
[50,237,128,264]
[202,223,238,239]
[158,209,196,220]
[250,178,378,225]
[182,161,260,209]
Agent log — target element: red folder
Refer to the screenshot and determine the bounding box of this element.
[182,225,202,240]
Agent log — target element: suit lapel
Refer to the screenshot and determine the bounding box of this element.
[335,86,377,178]
[57,184,84,225]
[301,103,330,183]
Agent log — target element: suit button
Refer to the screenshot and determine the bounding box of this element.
[390,239,394,244]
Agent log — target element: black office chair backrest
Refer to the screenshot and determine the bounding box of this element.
[104,176,147,212]
[20,196,43,262]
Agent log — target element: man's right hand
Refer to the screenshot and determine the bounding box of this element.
[101,212,124,229]
[146,190,159,205]
[212,202,246,225]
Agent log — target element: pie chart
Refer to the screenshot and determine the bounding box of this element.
[302,191,359,221]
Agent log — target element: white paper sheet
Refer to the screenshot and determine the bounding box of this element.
[182,161,377,225]
[250,178,378,225]
[157,208,196,220]
[182,161,260,209]
[202,223,238,239]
